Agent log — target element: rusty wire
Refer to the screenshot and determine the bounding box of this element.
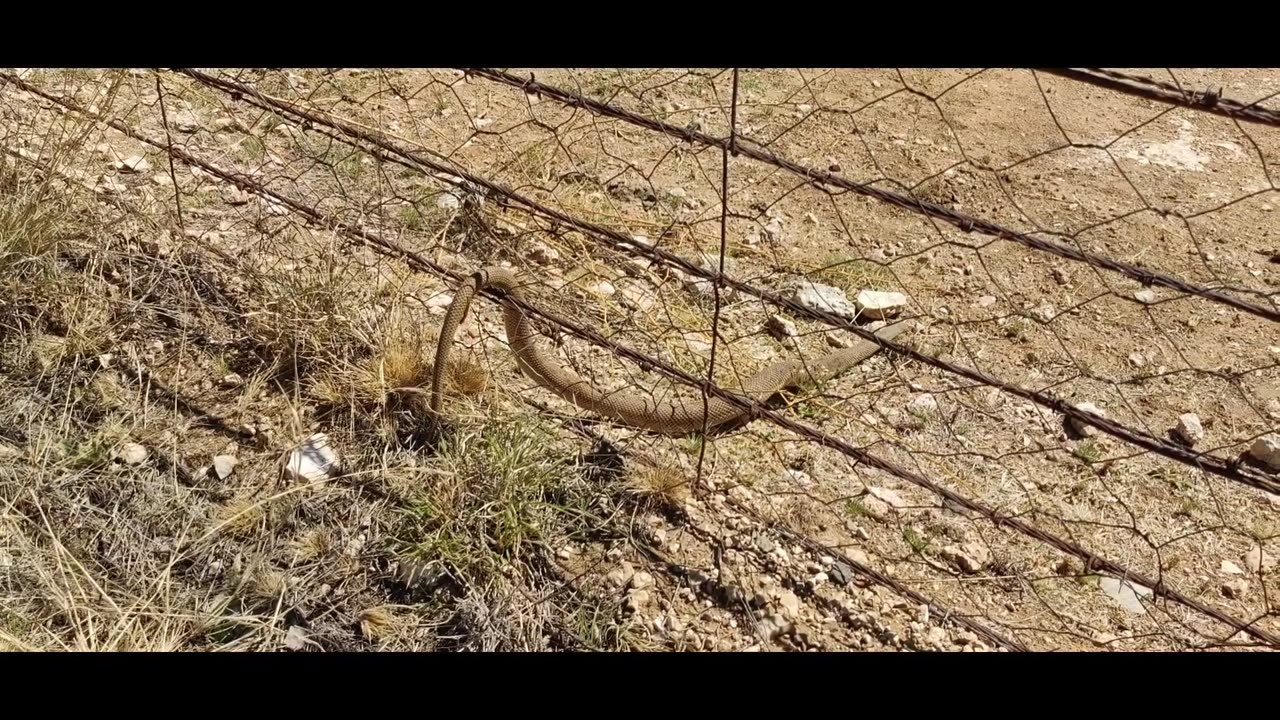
[7,69,1276,649]
[464,67,1280,325]
[1039,68,1280,128]
[170,67,1280,498]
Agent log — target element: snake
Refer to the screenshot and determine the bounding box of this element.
[429,266,910,436]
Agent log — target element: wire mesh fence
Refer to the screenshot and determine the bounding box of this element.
[1,67,1277,651]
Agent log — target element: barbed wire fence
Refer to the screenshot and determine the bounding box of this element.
[3,67,1277,651]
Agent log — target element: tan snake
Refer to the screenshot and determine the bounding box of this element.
[429,266,910,435]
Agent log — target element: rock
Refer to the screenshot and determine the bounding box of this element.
[425,292,454,315]
[607,561,636,589]
[586,280,616,298]
[1173,413,1204,446]
[631,571,655,590]
[1219,560,1244,575]
[1128,352,1147,367]
[1221,579,1248,600]
[222,186,252,205]
[212,117,244,132]
[1051,267,1070,285]
[756,536,776,553]
[625,588,652,612]
[219,372,244,389]
[1244,546,1275,573]
[116,154,151,173]
[763,217,784,243]
[829,562,856,586]
[1248,435,1280,470]
[941,542,990,574]
[284,625,310,651]
[1033,304,1056,322]
[436,193,461,212]
[283,433,341,482]
[765,315,797,340]
[212,455,238,480]
[97,353,114,369]
[908,394,939,416]
[1266,399,1280,421]
[114,443,149,466]
[867,486,907,509]
[1099,576,1152,615]
[95,176,127,195]
[1134,289,1157,304]
[794,281,857,320]
[528,242,559,265]
[1068,402,1106,437]
[976,295,997,308]
[854,289,908,320]
[777,590,801,620]
[0,444,19,460]
[619,284,656,312]
[781,468,813,487]
[171,110,200,133]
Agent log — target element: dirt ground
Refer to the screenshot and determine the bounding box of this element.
[1,68,1277,651]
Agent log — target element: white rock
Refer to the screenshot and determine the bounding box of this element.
[765,315,797,340]
[1099,576,1152,615]
[607,561,636,588]
[1248,435,1280,470]
[1134,289,1157,304]
[763,217,784,243]
[586,280,616,298]
[1244,546,1275,573]
[436,193,461,212]
[867,486,907,509]
[114,443,149,466]
[976,295,997,308]
[1219,560,1244,575]
[1069,402,1106,437]
[908,394,939,416]
[1128,352,1147,367]
[1174,413,1204,445]
[117,154,151,173]
[212,455,238,480]
[631,571,655,590]
[1051,267,1070,285]
[425,292,454,316]
[284,625,310,651]
[794,281,857,320]
[283,433,341,482]
[220,372,244,389]
[941,542,990,574]
[854,289,908,320]
[1033,304,1057,322]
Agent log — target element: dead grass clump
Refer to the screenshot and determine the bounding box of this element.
[624,464,692,510]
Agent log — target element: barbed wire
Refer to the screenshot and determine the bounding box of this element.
[170,67,1280,497]
[6,68,1277,651]
[1039,68,1280,128]
[463,67,1280,323]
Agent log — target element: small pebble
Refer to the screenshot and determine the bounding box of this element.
[114,443,149,466]
[1173,413,1204,446]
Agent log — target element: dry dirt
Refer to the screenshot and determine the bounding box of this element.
[1,68,1277,652]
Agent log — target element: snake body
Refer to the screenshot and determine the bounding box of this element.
[430,266,909,435]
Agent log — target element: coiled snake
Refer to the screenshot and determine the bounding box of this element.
[430,266,909,435]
